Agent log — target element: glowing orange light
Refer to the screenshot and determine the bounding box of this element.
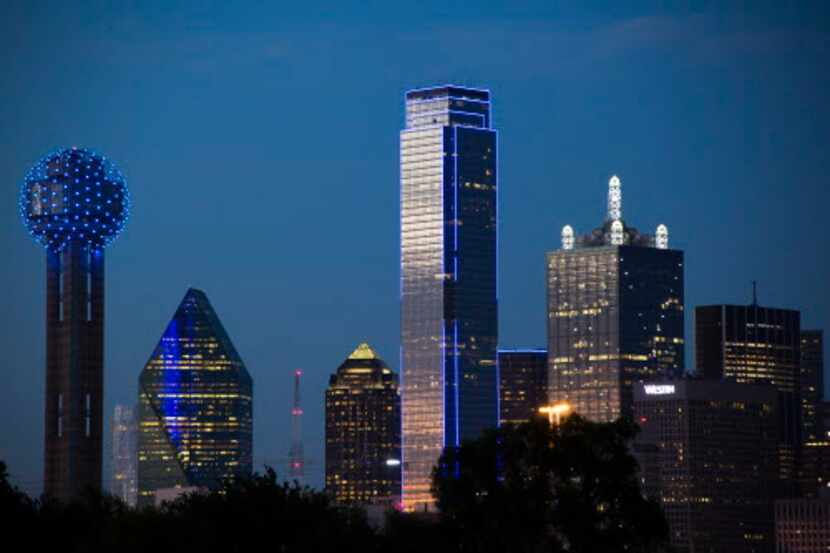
[539,402,572,425]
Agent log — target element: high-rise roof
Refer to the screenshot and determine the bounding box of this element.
[559,175,670,251]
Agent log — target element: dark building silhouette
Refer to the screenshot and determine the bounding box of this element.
[400,85,498,510]
[18,147,130,501]
[498,349,547,426]
[695,303,801,480]
[634,379,779,553]
[802,330,825,442]
[800,440,830,498]
[325,343,400,505]
[137,288,253,507]
[547,176,684,422]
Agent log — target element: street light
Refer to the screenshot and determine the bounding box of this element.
[539,402,572,425]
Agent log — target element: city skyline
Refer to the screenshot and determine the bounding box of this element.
[1,3,829,496]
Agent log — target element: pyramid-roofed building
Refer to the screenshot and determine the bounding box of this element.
[137,288,253,507]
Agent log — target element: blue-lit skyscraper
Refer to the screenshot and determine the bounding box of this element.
[400,85,498,511]
[137,288,253,507]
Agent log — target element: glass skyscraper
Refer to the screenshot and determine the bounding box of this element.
[801,330,824,442]
[325,343,400,505]
[696,303,801,480]
[547,176,684,422]
[400,85,498,511]
[112,404,138,507]
[137,288,253,507]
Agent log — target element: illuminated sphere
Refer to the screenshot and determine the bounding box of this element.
[19,147,130,252]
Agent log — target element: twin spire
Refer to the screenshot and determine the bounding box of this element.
[560,175,669,250]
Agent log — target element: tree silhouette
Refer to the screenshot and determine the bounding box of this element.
[432,416,671,553]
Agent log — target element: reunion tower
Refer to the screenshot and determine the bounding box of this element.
[19,147,130,501]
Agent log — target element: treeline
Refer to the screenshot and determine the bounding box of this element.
[1,416,672,553]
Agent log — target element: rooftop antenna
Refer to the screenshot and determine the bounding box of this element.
[607,175,622,221]
[288,369,304,484]
[752,281,758,306]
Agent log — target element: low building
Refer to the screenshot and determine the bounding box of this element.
[498,349,547,426]
[800,441,830,497]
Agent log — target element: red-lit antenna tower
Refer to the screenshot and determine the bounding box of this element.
[288,369,304,483]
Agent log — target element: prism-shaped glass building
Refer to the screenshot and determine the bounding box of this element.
[137,288,253,507]
[400,85,499,510]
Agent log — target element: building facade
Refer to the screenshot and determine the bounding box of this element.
[498,349,547,426]
[695,304,801,479]
[776,490,830,552]
[800,441,830,498]
[19,147,130,501]
[325,343,400,504]
[802,330,825,442]
[547,176,684,422]
[112,404,138,507]
[137,288,253,507]
[634,379,779,553]
[400,85,499,510]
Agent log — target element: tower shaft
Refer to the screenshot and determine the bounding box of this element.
[289,370,304,482]
[44,242,105,501]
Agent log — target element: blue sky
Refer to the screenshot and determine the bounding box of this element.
[1,2,828,494]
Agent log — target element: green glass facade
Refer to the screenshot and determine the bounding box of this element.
[137,288,253,507]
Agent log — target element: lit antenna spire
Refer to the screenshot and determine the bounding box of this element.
[562,225,574,250]
[288,369,305,484]
[656,224,668,249]
[607,175,622,221]
[610,220,624,245]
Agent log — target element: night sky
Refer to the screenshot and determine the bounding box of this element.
[1,2,828,495]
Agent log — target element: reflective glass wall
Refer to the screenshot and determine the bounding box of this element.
[547,244,684,422]
[137,288,253,507]
[401,86,498,511]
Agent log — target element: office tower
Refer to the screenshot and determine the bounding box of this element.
[776,489,830,552]
[498,349,547,426]
[325,343,400,504]
[400,85,498,511]
[802,330,825,442]
[547,176,684,422]
[634,379,779,553]
[800,441,830,497]
[137,288,253,507]
[696,303,801,479]
[288,369,304,484]
[18,147,130,501]
[112,404,138,506]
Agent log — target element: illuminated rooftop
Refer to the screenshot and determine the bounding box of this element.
[329,342,397,389]
[559,175,670,251]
